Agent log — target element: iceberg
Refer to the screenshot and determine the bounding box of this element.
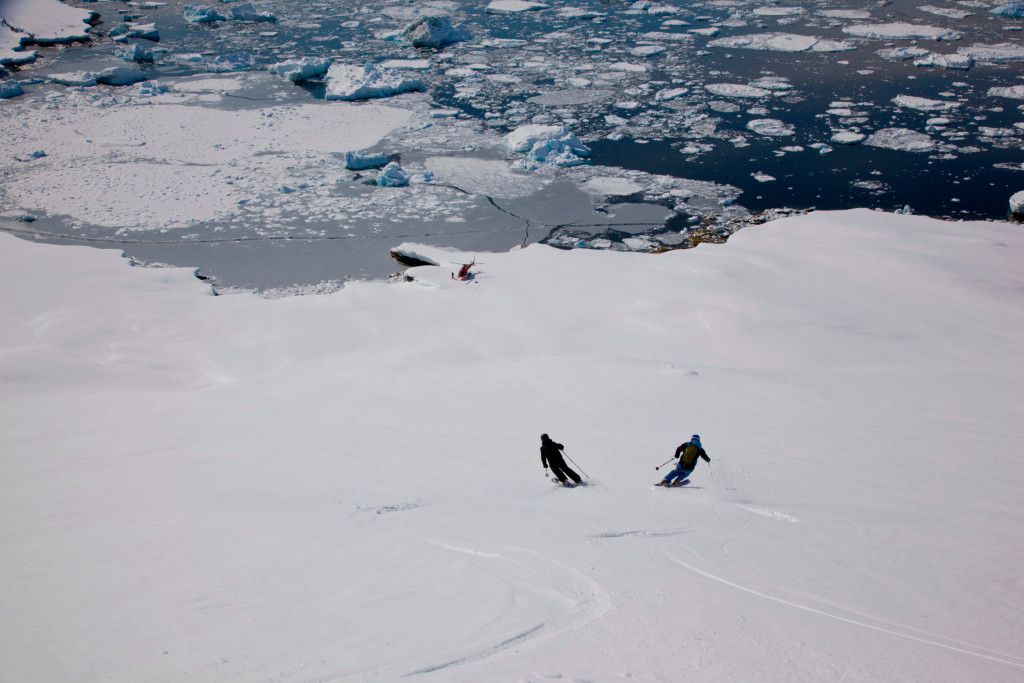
[183,5,226,23]
[1010,190,1024,218]
[324,63,422,101]
[913,53,973,69]
[0,80,24,98]
[343,151,391,170]
[505,124,591,166]
[376,161,410,187]
[268,57,330,83]
[398,16,468,49]
[991,2,1024,18]
[230,3,276,22]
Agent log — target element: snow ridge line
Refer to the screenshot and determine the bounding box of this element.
[671,558,1024,670]
[403,624,545,676]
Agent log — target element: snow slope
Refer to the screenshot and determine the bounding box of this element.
[1,210,1022,682]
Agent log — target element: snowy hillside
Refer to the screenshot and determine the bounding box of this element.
[1,210,1022,682]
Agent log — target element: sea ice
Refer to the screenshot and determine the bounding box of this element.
[831,131,866,145]
[877,47,932,61]
[865,127,938,152]
[709,32,855,52]
[96,66,148,86]
[268,57,331,83]
[324,63,423,101]
[376,162,410,187]
[746,119,795,136]
[505,124,591,167]
[991,2,1024,18]
[208,53,256,73]
[486,1,549,13]
[344,151,391,171]
[892,95,961,111]
[398,16,468,48]
[582,177,645,196]
[914,53,974,69]
[1010,190,1024,215]
[183,5,226,23]
[0,0,95,44]
[706,83,772,98]
[752,7,805,17]
[48,71,98,87]
[817,9,872,20]
[919,6,973,19]
[0,81,24,99]
[230,3,276,22]
[957,43,1024,63]
[425,157,546,198]
[988,85,1024,99]
[842,23,963,41]
[655,87,689,102]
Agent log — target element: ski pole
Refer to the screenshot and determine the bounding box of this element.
[560,449,589,479]
[655,457,674,470]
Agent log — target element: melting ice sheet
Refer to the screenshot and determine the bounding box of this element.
[1,0,1022,289]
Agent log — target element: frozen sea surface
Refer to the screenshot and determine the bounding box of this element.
[1,0,1022,289]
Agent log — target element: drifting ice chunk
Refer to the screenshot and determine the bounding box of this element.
[957,43,1024,64]
[96,66,147,86]
[877,46,932,61]
[1010,190,1024,219]
[655,87,689,101]
[399,16,468,48]
[842,23,963,41]
[325,63,422,100]
[707,83,772,98]
[48,71,98,87]
[991,2,1024,18]
[376,162,410,187]
[709,33,856,52]
[988,85,1024,99]
[208,53,256,72]
[268,57,330,82]
[344,151,390,170]
[117,43,155,63]
[831,131,866,145]
[865,128,937,152]
[183,5,226,23]
[505,124,591,166]
[747,119,795,136]
[231,3,276,22]
[892,95,960,111]
[486,0,549,13]
[914,53,973,69]
[0,80,24,98]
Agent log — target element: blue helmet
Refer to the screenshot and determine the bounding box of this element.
[691,434,701,443]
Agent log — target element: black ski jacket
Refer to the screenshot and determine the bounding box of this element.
[540,438,565,468]
[675,441,710,470]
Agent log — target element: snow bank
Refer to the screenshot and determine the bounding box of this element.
[324,62,423,100]
[1,210,1022,682]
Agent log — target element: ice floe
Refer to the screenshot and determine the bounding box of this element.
[988,84,1024,99]
[957,43,1024,63]
[864,128,938,152]
[325,63,423,101]
[183,5,226,24]
[706,83,772,98]
[0,0,95,45]
[842,23,963,41]
[892,95,961,111]
[991,2,1024,19]
[747,119,795,136]
[397,16,468,49]
[709,33,855,52]
[230,3,276,22]
[831,131,866,145]
[486,1,549,13]
[376,162,410,187]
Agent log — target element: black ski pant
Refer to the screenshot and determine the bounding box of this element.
[548,456,581,485]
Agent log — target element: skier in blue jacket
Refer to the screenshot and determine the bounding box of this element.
[656,435,710,486]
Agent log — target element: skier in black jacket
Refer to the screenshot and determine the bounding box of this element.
[540,434,581,486]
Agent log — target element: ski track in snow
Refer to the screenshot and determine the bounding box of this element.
[735,504,799,523]
[670,557,1024,670]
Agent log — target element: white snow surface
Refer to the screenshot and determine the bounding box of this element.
[1,210,1023,682]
